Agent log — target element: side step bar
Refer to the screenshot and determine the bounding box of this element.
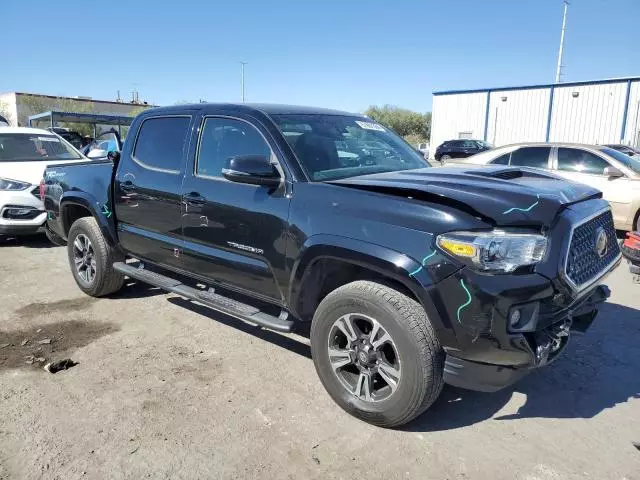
[113,262,294,333]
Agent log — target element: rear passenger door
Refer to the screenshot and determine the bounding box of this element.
[179,114,291,303]
[114,114,195,269]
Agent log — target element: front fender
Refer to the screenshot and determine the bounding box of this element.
[60,192,118,247]
[289,234,459,335]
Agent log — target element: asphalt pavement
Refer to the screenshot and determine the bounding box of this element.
[0,235,639,479]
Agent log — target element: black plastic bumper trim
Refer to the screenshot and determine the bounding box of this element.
[443,355,528,392]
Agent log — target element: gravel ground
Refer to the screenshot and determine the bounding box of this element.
[0,235,639,480]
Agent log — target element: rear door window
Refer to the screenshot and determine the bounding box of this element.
[557,148,610,175]
[509,147,551,169]
[133,116,191,173]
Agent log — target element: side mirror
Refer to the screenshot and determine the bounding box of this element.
[87,148,107,159]
[222,155,281,187]
[107,150,121,162]
[604,166,624,178]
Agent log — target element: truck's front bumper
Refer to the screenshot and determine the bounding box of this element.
[441,284,610,392]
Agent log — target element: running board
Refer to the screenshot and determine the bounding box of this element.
[113,262,294,333]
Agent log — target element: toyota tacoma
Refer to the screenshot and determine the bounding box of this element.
[42,104,620,427]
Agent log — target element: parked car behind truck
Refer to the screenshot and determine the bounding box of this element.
[0,126,86,239]
[442,142,640,231]
[43,104,619,427]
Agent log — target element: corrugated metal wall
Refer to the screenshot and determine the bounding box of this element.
[430,92,486,157]
[486,88,550,145]
[548,82,627,144]
[624,81,640,147]
[430,78,640,156]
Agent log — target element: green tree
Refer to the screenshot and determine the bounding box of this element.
[0,101,12,125]
[364,105,431,145]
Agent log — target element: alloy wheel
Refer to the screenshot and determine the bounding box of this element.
[327,313,402,402]
[72,234,96,284]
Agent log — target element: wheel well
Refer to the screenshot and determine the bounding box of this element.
[296,258,418,322]
[633,208,640,231]
[62,203,92,236]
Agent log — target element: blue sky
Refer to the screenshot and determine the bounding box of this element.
[4,0,640,113]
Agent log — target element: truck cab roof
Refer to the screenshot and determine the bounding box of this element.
[141,103,364,118]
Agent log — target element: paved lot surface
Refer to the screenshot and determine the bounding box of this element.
[0,236,639,480]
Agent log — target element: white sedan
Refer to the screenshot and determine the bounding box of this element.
[0,127,86,238]
[442,142,640,231]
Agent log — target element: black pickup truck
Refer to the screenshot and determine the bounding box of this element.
[42,103,620,427]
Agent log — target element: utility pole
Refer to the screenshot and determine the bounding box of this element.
[555,0,569,83]
[240,62,248,102]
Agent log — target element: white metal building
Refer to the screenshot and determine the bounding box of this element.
[429,76,640,156]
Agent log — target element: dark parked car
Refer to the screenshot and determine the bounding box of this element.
[435,139,493,163]
[47,127,85,149]
[43,103,619,427]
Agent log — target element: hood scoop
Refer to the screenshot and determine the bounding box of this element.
[468,167,548,181]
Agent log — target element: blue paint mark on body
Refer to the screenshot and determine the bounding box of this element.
[409,250,437,277]
[101,204,112,218]
[503,194,540,215]
[456,279,472,324]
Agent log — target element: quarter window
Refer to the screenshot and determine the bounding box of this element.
[133,117,191,172]
[491,153,511,165]
[509,147,551,169]
[557,148,610,175]
[196,118,271,178]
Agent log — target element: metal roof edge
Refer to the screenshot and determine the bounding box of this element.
[433,76,640,96]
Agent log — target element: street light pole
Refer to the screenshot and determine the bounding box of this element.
[240,62,247,102]
[555,1,569,83]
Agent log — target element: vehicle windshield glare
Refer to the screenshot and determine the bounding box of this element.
[601,147,640,174]
[271,114,429,181]
[0,133,82,162]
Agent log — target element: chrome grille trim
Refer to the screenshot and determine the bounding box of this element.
[562,208,621,293]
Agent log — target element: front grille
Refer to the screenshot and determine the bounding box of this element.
[565,210,620,290]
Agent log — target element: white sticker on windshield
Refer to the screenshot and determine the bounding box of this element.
[355,120,386,132]
[37,136,60,142]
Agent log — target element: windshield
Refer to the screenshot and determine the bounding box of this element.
[0,133,82,162]
[271,114,429,181]
[601,147,640,174]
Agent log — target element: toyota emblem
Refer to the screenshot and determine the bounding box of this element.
[594,227,608,258]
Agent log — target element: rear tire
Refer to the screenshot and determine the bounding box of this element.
[310,280,444,428]
[67,217,124,297]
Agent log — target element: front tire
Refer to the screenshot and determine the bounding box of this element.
[67,217,124,297]
[310,281,444,428]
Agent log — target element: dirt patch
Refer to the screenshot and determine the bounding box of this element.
[14,297,98,319]
[0,320,117,371]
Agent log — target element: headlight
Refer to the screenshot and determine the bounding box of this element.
[0,177,30,191]
[436,230,547,273]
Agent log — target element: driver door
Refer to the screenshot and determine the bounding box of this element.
[180,114,291,303]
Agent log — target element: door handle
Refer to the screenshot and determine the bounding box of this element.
[121,180,136,192]
[182,192,206,206]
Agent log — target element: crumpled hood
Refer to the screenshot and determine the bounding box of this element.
[330,166,601,227]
